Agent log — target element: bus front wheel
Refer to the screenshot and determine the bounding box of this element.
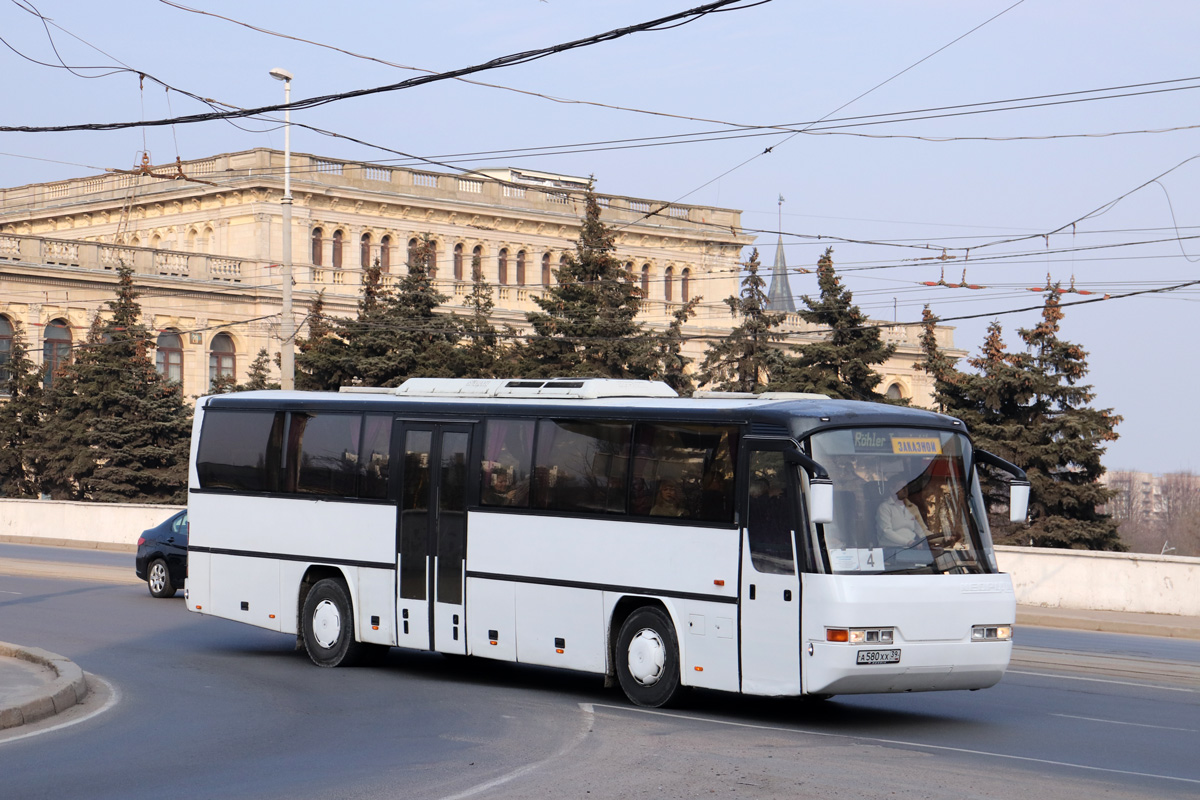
[301,578,365,668]
[615,607,682,708]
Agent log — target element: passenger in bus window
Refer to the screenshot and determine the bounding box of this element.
[650,479,685,517]
[483,469,519,506]
[875,475,932,546]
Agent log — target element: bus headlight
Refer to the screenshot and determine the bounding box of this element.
[971,625,1013,641]
[828,628,894,644]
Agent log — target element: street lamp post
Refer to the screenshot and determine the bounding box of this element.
[269,67,295,390]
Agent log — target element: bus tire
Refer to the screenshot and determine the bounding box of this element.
[301,578,365,668]
[615,606,682,708]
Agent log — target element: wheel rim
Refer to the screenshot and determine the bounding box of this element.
[149,563,167,593]
[312,599,342,649]
[626,628,666,686]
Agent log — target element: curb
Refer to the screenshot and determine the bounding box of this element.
[0,643,89,730]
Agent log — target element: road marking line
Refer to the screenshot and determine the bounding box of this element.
[1051,713,1197,733]
[433,703,594,800]
[590,703,1200,786]
[1008,669,1198,693]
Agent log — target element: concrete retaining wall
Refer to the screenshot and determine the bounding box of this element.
[2,499,1198,616]
[995,545,1200,617]
[0,499,184,550]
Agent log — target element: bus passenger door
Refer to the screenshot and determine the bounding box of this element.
[739,446,802,696]
[394,422,471,655]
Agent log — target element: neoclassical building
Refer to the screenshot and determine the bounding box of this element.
[0,148,957,402]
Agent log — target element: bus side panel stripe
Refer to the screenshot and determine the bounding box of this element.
[189,546,395,572]
[465,570,738,605]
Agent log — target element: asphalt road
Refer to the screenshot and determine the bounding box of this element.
[1,546,1197,800]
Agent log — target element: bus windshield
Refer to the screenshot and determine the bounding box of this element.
[810,427,993,575]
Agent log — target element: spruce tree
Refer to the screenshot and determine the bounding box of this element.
[29,316,104,499]
[238,348,280,391]
[654,297,700,396]
[0,321,42,497]
[452,252,516,379]
[1014,288,1123,550]
[919,291,1123,551]
[519,187,658,379]
[27,267,192,502]
[295,290,351,391]
[80,265,193,502]
[775,247,895,400]
[352,235,460,386]
[697,249,784,392]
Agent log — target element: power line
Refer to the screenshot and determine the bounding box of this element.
[0,1,766,134]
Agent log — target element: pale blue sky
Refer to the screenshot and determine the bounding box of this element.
[2,1,1197,473]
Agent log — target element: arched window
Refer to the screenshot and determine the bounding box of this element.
[0,315,12,389]
[472,245,483,281]
[380,235,391,272]
[311,228,323,266]
[408,238,420,271]
[427,240,437,279]
[361,233,372,268]
[681,268,691,303]
[542,253,552,287]
[332,230,344,269]
[516,250,526,286]
[498,248,508,285]
[641,264,651,297]
[43,318,72,389]
[209,333,236,389]
[664,267,675,303]
[156,330,184,384]
[886,383,904,401]
[454,243,464,281]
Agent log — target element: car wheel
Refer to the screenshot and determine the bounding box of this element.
[615,606,682,708]
[147,559,176,598]
[301,578,366,668]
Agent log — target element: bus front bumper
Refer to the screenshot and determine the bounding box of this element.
[804,639,1011,695]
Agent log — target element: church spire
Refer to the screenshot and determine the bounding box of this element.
[766,194,795,312]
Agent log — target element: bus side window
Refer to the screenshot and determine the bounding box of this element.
[479,419,534,508]
[359,414,391,500]
[196,409,283,493]
[631,423,737,524]
[746,451,796,574]
[288,412,362,497]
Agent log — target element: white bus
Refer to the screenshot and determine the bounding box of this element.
[186,377,1029,707]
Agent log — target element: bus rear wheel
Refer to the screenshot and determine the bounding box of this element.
[615,607,682,708]
[301,578,366,667]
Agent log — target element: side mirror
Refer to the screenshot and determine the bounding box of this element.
[1009,480,1031,523]
[975,450,1031,525]
[783,448,835,525]
[809,477,834,525]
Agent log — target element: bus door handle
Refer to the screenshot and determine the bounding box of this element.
[749,584,756,600]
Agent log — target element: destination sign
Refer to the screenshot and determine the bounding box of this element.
[891,437,942,456]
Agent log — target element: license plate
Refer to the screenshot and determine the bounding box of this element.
[856,649,901,665]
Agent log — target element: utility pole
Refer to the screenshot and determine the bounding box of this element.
[270,68,295,390]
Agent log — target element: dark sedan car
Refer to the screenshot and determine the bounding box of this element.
[135,510,188,598]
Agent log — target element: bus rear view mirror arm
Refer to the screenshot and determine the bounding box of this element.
[974,450,1031,524]
[783,449,834,525]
